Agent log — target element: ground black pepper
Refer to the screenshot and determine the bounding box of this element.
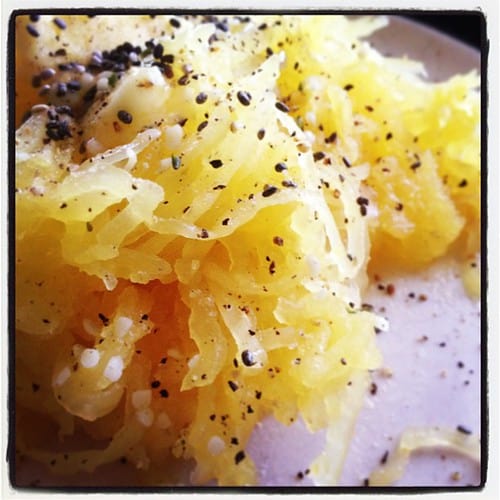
[117,110,133,124]
[26,24,40,38]
[457,424,472,435]
[237,90,252,106]
[275,101,289,113]
[234,450,245,464]
[53,17,67,30]
[262,185,278,197]
[210,159,223,169]
[241,350,256,367]
[196,92,208,104]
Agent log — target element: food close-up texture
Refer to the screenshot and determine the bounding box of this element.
[13,14,481,487]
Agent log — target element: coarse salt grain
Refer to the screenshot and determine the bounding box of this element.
[71,343,85,358]
[164,124,183,150]
[188,354,200,369]
[85,137,105,156]
[96,76,110,91]
[102,273,118,291]
[167,348,182,360]
[115,316,133,338]
[83,318,99,336]
[131,389,152,409]
[54,366,71,386]
[230,121,244,133]
[159,157,172,172]
[155,412,172,429]
[135,408,154,427]
[207,436,225,456]
[103,356,124,382]
[80,348,100,368]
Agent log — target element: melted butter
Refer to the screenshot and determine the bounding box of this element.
[461,255,480,300]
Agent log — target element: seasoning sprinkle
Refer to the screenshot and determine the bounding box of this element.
[117,110,133,124]
[457,424,472,435]
[196,92,208,104]
[237,90,252,106]
[40,67,56,80]
[153,43,164,59]
[241,350,256,367]
[275,101,290,113]
[325,131,337,144]
[262,185,278,197]
[26,24,40,38]
[172,155,181,169]
[234,450,246,465]
[98,313,109,326]
[313,151,325,162]
[228,380,239,392]
[210,159,223,169]
[257,128,266,140]
[274,162,287,173]
[197,120,208,132]
[53,17,67,30]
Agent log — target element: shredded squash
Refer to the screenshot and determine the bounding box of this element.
[14,14,480,486]
[368,427,481,486]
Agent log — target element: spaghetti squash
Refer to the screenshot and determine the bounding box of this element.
[13,14,480,486]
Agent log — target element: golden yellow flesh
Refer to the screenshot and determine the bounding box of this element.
[15,14,480,486]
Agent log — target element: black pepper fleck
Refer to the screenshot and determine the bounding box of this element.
[53,17,67,30]
[241,350,256,367]
[98,313,109,326]
[26,24,40,38]
[237,90,252,106]
[275,101,290,113]
[262,185,278,197]
[210,159,223,169]
[196,92,208,104]
[117,110,133,124]
[234,450,246,464]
